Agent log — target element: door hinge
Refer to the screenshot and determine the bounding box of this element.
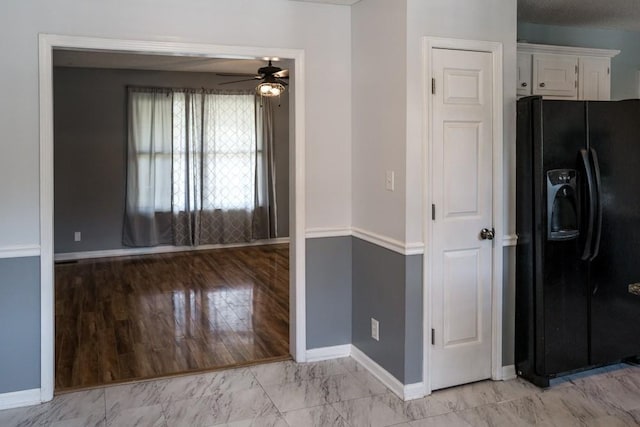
[608,67,610,75]
[431,328,435,345]
[431,204,436,220]
[431,78,435,94]
[575,65,578,74]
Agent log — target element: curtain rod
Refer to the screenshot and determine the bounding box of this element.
[126,85,254,95]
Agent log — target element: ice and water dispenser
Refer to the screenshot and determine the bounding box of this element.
[546,169,579,240]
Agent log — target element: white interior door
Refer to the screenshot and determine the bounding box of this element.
[430,47,494,391]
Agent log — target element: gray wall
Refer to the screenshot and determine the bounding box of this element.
[352,237,423,384]
[53,67,290,254]
[518,22,640,100]
[306,237,352,348]
[403,254,423,383]
[503,247,516,366]
[0,257,41,393]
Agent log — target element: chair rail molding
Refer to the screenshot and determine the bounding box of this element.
[0,245,41,259]
[351,227,425,256]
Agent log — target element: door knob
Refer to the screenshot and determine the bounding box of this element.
[521,82,528,87]
[480,228,495,240]
[539,82,546,88]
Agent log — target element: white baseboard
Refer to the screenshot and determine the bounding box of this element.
[305,344,352,362]
[303,344,426,401]
[350,345,426,401]
[501,365,517,380]
[403,381,428,400]
[0,388,41,411]
[54,238,290,262]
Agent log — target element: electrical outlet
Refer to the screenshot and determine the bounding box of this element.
[371,318,380,341]
[385,170,395,191]
[74,231,81,242]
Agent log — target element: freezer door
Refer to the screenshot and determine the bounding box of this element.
[588,100,640,364]
[536,100,590,375]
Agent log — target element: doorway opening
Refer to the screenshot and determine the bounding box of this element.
[39,35,306,400]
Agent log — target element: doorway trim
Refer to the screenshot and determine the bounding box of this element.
[422,36,504,394]
[38,34,306,402]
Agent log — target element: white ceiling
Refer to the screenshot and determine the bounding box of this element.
[289,0,361,5]
[53,50,292,75]
[518,0,640,32]
[52,1,639,65]
[292,0,640,32]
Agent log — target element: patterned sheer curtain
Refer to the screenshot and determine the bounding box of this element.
[172,90,257,245]
[124,87,275,247]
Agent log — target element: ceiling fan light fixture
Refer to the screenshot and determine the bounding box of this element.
[259,84,273,94]
[256,81,285,98]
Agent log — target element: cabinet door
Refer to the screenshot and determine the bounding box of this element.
[579,57,611,100]
[532,54,578,98]
[517,53,532,96]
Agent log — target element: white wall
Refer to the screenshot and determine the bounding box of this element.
[351,0,408,242]
[0,0,352,248]
[405,0,518,367]
[350,0,518,372]
[351,0,517,245]
[405,0,518,243]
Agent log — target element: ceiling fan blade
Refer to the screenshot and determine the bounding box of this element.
[273,69,289,78]
[218,78,259,85]
[275,78,289,86]
[216,72,259,77]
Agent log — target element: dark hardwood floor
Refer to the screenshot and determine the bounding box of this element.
[54,244,290,391]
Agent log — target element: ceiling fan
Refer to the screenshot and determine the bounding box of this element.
[218,60,288,97]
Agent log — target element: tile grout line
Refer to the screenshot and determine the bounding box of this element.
[253,358,377,425]
[102,387,107,425]
[329,399,356,427]
[250,365,289,425]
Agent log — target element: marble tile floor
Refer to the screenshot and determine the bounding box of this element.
[2,357,640,426]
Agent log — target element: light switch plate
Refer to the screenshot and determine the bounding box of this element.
[371,318,379,341]
[385,170,395,191]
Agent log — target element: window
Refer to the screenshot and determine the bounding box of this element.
[171,91,257,212]
[124,87,271,247]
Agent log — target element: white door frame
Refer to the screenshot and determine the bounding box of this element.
[422,37,504,394]
[38,34,307,403]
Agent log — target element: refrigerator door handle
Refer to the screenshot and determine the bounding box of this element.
[579,149,596,261]
[589,148,603,261]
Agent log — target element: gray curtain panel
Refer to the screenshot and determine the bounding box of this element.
[123,88,174,247]
[124,87,277,248]
[253,97,279,240]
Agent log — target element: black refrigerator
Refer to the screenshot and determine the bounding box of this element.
[515,96,640,387]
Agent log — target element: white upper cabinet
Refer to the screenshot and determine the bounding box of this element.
[533,54,578,98]
[517,43,620,101]
[579,56,611,100]
[517,53,532,96]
